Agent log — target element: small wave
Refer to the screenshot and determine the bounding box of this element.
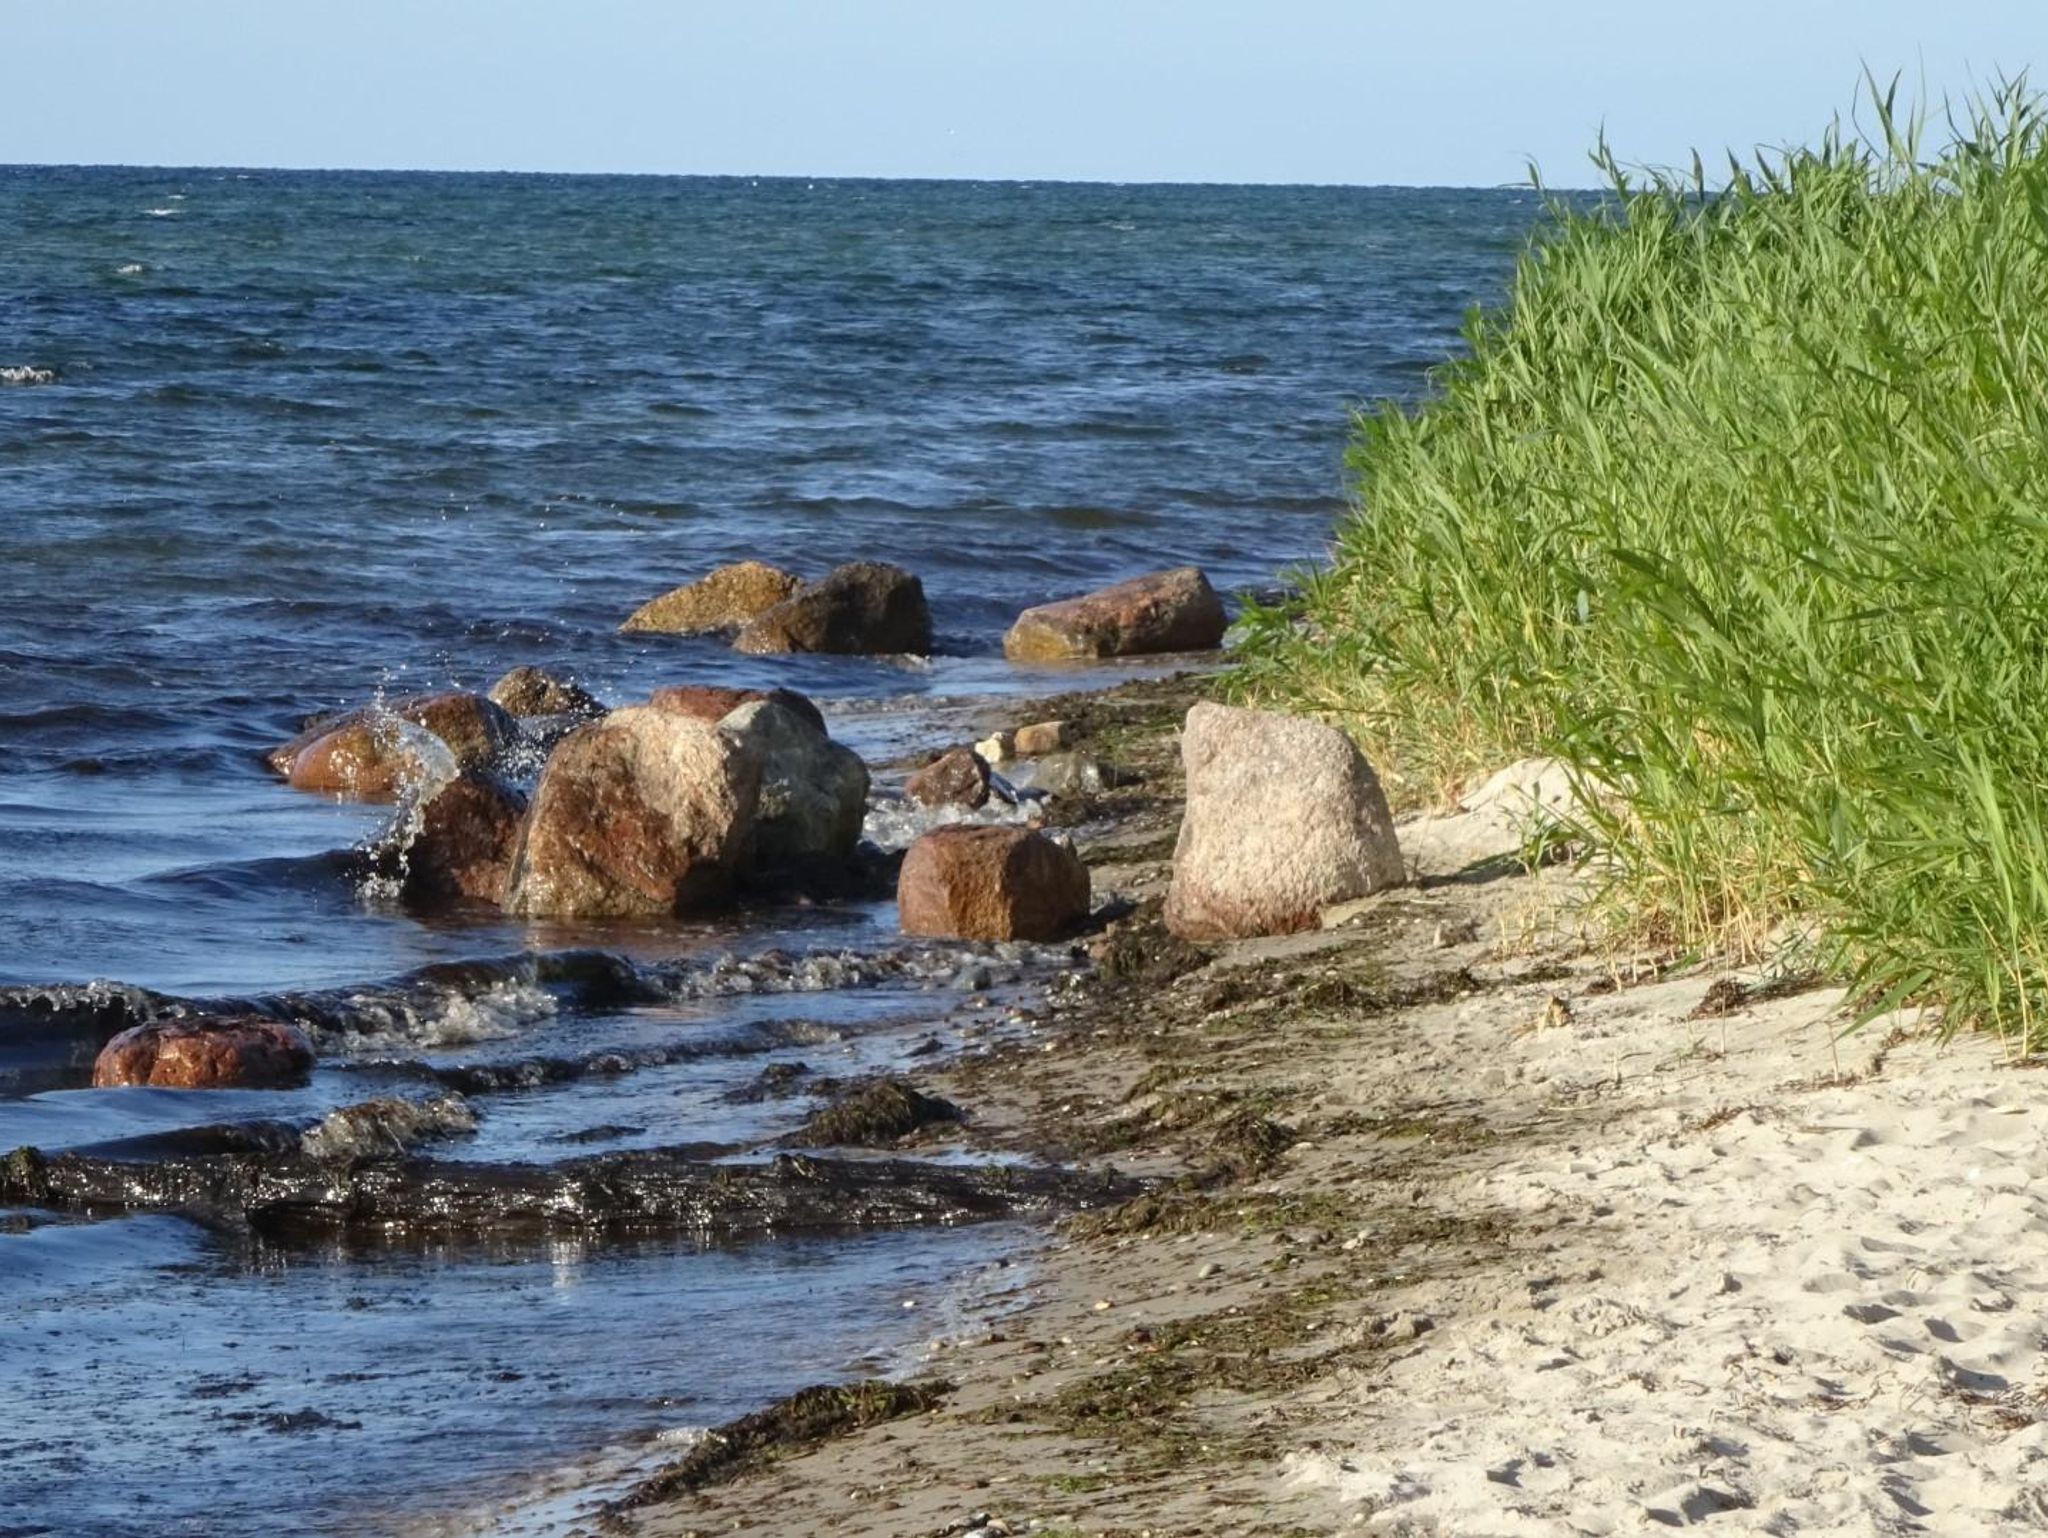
[0,365,57,385]
[146,206,179,217]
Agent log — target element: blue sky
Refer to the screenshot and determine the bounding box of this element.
[6,2,2042,185]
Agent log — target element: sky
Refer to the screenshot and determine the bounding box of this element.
[4,2,2044,186]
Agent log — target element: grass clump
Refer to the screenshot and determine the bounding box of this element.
[1238,78,2048,1049]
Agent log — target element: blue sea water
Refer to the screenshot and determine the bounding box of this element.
[0,167,1542,1535]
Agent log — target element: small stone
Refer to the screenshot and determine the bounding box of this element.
[897,826,1091,942]
[905,747,992,810]
[1011,720,1070,755]
[1198,1261,1223,1280]
[1003,566,1227,662]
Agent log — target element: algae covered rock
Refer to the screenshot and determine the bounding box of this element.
[1164,702,1404,940]
[1003,567,1226,663]
[621,561,802,636]
[504,706,760,918]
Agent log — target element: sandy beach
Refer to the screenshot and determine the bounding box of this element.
[588,678,2048,1538]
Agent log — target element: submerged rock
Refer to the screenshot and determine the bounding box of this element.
[300,1095,478,1162]
[904,747,992,810]
[897,826,1090,942]
[504,706,760,918]
[398,772,527,906]
[1002,566,1227,662]
[734,561,932,656]
[1164,702,1404,941]
[719,699,869,872]
[621,561,802,635]
[651,684,827,736]
[487,666,605,720]
[93,1017,316,1090]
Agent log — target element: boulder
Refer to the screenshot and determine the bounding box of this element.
[651,684,827,736]
[93,1017,316,1090]
[903,748,991,810]
[897,826,1090,942]
[503,706,760,918]
[734,562,932,656]
[621,561,802,635]
[718,700,869,870]
[487,666,605,720]
[1012,720,1071,755]
[271,691,516,798]
[1164,703,1404,941]
[399,773,528,905]
[1003,567,1227,663]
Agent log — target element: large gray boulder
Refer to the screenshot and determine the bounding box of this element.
[1164,703,1404,940]
[717,700,870,871]
[504,707,760,918]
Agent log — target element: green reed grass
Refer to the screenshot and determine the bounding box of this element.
[1237,78,2048,1049]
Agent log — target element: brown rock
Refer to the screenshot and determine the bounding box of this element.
[649,685,827,736]
[897,826,1090,941]
[1012,720,1070,755]
[272,691,517,799]
[1002,567,1227,663]
[487,666,605,719]
[503,706,760,918]
[621,561,802,635]
[93,1017,316,1090]
[903,748,991,810]
[1164,703,1405,941]
[400,773,528,905]
[733,562,932,656]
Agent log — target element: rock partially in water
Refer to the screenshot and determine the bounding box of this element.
[92,1016,316,1090]
[504,706,760,918]
[621,561,802,635]
[1002,566,1227,662]
[719,700,870,873]
[271,691,516,799]
[397,772,528,906]
[904,747,991,810]
[1164,702,1405,940]
[300,1095,479,1162]
[651,684,827,736]
[734,562,932,656]
[897,826,1090,942]
[487,665,605,720]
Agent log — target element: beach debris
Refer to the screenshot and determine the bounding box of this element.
[789,1077,964,1148]
[504,706,759,918]
[93,1015,315,1090]
[1164,702,1404,940]
[486,665,604,720]
[897,825,1090,942]
[1002,565,1226,662]
[733,560,932,656]
[620,559,801,635]
[905,746,993,810]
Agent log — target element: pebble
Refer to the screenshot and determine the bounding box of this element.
[1198,1261,1223,1279]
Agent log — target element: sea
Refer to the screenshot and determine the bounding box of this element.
[0,167,1541,1536]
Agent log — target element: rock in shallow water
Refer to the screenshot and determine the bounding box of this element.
[620,560,802,635]
[93,1017,316,1090]
[718,699,869,871]
[1164,702,1405,940]
[650,683,826,735]
[897,825,1090,941]
[1002,566,1227,662]
[397,772,528,906]
[504,706,760,918]
[734,561,932,656]
[903,747,992,810]
[272,691,516,799]
[486,665,605,719]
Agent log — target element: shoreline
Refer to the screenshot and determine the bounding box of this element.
[572,674,2048,1538]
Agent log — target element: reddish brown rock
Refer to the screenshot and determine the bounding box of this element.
[897,826,1090,942]
[649,685,827,736]
[621,561,802,635]
[734,562,932,656]
[271,691,517,799]
[93,1017,316,1090]
[504,706,760,918]
[1012,720,1071,755]
[487,666,605,719]
[1002,567,1227,663]
[1164,703,1405,941]
[400,773,528,905]
[903,748,991,810]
